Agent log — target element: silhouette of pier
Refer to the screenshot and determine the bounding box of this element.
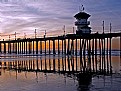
[0,32,120,56]
[0,31,120,76]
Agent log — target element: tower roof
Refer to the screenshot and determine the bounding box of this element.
[74,12,90,19]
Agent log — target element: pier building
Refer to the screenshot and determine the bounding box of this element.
[74,7,91,34]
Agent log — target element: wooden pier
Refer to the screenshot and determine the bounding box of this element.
[0,32,120,56]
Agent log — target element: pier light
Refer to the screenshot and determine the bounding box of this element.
[74,6,91,34]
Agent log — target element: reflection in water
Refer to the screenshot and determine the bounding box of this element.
[0,55,112,73]
[0,53,115,91]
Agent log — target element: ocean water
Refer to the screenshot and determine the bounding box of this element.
[0,51,120,91]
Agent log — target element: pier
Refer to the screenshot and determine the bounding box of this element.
[0,8,120,76]
[0,32,120,74]
[0,32,120,56]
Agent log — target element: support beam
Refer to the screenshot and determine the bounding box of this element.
[104,38,106,72]
[20,42,21,54]
[107,38,109,72]
[13,43,14,53]
[40,41,42,54]
[92,38,94,72]
[67,39,70,55]
[26,41,27,54]
[22,42,23,54]
[101,39,104,72]
[99,39,101,71]
[80,39,83,71]
[53,40,55,54]
[95,38,97,72]
[120,35,121,59]
[15,42,17,54]
[49,40,51,54]
[62,40,63,54]
[36,41,38,54]
[8,43,9,53]
[109,37,112,73]
[83,39,86,72]
[10,42,11,54]
[45,40,46,55]
[64,39,66,55]
[75,39,77,55]
[33,41,34,54]
[4,42,6,54]
[58,39,60,54]
[88,39,91,72]
[24,41,25,54]
[29,41,32,54]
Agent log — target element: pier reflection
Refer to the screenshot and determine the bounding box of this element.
[0,54,113,91]
[0,56,112,74]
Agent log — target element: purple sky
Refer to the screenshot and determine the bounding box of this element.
[0,0,121,39]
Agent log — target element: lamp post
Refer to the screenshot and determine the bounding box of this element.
[15,32,16,40]
[35,29,37,38]
[63,25,65,36]
[44,30,46,38]
[9,35,10,41]
[24,33,26,39]
[103,21,105,34]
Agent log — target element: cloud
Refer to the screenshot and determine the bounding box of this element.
[0,0,76,36]
[0,0,121,39]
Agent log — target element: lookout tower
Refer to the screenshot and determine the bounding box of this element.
[74,6,91,34]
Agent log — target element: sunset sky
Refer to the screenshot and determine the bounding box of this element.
[0,0,121,38]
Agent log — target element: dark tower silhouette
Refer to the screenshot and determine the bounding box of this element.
[74,6,91,34]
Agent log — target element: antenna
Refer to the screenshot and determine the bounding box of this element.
[79,5,84,12]
[82,5,84,11]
